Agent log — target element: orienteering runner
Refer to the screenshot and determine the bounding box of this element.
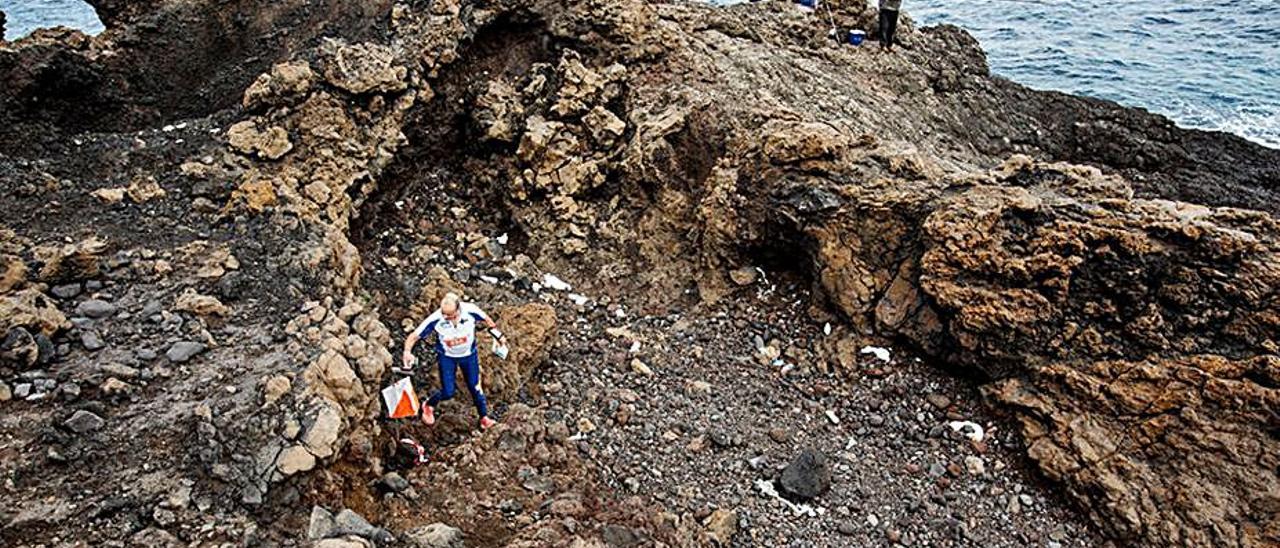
[401,292,508,430]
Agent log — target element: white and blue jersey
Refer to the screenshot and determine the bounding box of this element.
[412,302,492,358]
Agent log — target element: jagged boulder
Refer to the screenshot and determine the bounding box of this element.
[0,288,70,338]
[319,39,408,95]
[243,60,317,110]
[0,253,24,293]
[485,303,557,398]
[226,120,294,160]
[988,355,1280,545]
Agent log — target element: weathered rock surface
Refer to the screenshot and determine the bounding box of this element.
[485,303,557,397]
[403,523,464,548]
[988,355,1280,545]
[0,0,1277,547]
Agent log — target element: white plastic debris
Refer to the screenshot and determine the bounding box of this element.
[492,339,509,360]
[755,479,818,517]
[948,421,986,442]
[779,363,795,376]
[825,410,840,425]
[860,345,891,362]
[542,273,572,291]
[479,275,499,284]
[614,307,627,318]
[568,293,590,306]
[496,233,509,245]
[823,322,832,336]
[628,341,641,354]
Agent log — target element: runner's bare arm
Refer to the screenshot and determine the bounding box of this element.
[401,332,420,367]
[484,319,509,342]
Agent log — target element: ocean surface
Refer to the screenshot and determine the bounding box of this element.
[908,0,1280,148]
[3,0,1277,148]
[1,0,104,39]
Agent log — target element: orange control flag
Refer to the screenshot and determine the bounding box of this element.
[381,377,421,419]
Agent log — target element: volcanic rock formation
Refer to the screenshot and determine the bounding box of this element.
[1,0,1277,546]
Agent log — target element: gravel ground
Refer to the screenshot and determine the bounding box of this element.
[532,274,1103,547]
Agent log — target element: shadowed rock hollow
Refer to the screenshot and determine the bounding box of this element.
[0,0,1277,546]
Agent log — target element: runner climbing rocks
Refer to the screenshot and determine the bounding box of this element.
[401,292,508,430]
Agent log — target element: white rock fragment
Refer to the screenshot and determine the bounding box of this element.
[948,421,986,442]
[823,322,832,336]
[965,455,986,475]
[860,345,891,362]
[825,410,840,425]
[568,293,590,306]
[755,479,817,517]
[542,273,572,291]
[479,275,499,284]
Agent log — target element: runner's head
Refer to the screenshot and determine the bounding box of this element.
[441,292,461,320]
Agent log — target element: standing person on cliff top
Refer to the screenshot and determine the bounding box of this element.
[879,0,902,51]
[401,292,508,430]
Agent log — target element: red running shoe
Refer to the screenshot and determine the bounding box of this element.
[479,416,497,430]
[421,405,436,426]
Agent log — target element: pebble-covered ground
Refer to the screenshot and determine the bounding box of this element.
[527,274,1102,547]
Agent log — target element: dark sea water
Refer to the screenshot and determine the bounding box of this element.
[3,0,1277,148]
[909,0,1280,149]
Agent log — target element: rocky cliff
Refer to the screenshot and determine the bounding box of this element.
[1,0,1277,547]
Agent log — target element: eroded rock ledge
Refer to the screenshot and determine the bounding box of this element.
[1,0,1277,546]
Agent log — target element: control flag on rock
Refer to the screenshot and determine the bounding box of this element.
[381,376,420,419]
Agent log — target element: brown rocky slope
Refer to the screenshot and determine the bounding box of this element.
[0,0,1277,546]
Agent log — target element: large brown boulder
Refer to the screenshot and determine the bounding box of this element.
[484,303,557,398]
[988,355,1280,545]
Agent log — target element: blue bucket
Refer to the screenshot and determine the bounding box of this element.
[848,30,866,45]
[799,0,816,7]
